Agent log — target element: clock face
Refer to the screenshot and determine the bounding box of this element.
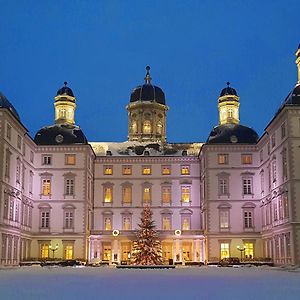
[55,134,64,143]
[230,135,238,143]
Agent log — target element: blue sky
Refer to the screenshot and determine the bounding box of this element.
[0,0,299,142]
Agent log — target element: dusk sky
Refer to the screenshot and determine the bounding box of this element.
[1,0,299,142]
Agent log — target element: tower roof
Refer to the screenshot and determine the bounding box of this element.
[0,91,20,120]
[56,81,75,97]
[220,82,238,97]
[130,66,166,105]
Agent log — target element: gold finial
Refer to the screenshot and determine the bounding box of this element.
[144,66,152,84]
[226,81,230,87]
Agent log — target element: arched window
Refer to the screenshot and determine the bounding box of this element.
[157,121,163,134]
[143,120,151,134]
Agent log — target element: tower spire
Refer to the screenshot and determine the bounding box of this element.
[144,66,152,84]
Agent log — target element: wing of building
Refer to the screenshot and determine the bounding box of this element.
[1,48,300,266]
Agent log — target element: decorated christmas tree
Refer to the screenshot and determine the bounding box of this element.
[131,206,163,265]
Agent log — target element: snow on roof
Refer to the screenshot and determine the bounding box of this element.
[89,141,203,157]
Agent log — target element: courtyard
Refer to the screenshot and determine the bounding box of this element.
[0,266,299,300]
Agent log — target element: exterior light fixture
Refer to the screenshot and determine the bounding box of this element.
[49,243,59,259]
[237,245,246,261]
[175,229,182,236]
[112,229,120,236]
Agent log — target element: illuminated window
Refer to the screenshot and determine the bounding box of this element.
[219,178,228,195]
[104,187,113,203]
[104,217,112,230]
[181,166,190,175]
[162,165,171,175]
[241,154,252,164]
[244,243,254,259]
[218,154,228,164]
[143,120,151,134]
[64,245,73,259]
[6,124,11,140]
[42,179,51,196]
[122,216,131,230]
[64,211,74,229]
[181,186,191,203]
[122,165,132,175]
[104,165,113,175]
[242,178,252,195]
[142,166,151,175]
[157,121,163,134]
[162,186,171,204]
[244,211,253,228]
[42,155,52,165]
[40,211,50,228]
[143,187,151,203]
[65,154,76,165]
[121,242,131,261]
[228,108,233,118]
[131,120,137,134]
[182,216,190,230]
[122,186,132,204]
[40,244,49,259]
[162,216,171,230]
[219,210,229,229]
[220,243,229,259]
[65,178,75,195]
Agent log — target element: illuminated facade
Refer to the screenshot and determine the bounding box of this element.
[1,46,300,266]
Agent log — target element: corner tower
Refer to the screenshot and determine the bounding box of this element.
[54,81,76,124]
[127,66,168,143]
[218,82,240,125]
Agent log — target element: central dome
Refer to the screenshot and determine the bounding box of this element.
[56,81,74,97]
[130,66,166,105]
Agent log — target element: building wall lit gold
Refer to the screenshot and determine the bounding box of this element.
[218,94,240,125]
[54,94,76,124]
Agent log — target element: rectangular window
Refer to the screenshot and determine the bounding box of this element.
[64,245,73,259]
[281,123,286,139]
[242,154,252,164]
[40,244,49,259]
[142,166,151,175]
[42,179,51,196]
[17,135,22,149]
[162,216,171,230]
[104,217,112,230]
[162,186,171,204]
[244,211,253,228]
[122,216,131,230]
[218,154,228,165]
[64,211,74,228]
[143,187,151,203]
[30,151,34,163]
[103,165,113,175]
[122,165,132,175]
[123,186,132,204]
[244,243,254,259]
[65,154,76,165]
[182,216,190,230]
[272,160,277,182]
[219,178,228,195]
[260,149,263,162]
[271,134,276,148]
[41,211,50,228]
[220,211,229,229]
[6,124,11,140]
[243,178,252,195]
[181,186,191,203]
[42,155,52,165]
[65,178,75,195]
[282,149,287,180]
[16,158,21,183]
[260,171,264,193]
[5,149,11,178]
[104,187,113,203]
[220,243,230,259]
[29,171,33,194]
[181,166,190,175]
[162,165,171,175]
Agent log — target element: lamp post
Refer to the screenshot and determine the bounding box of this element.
[237,245,246,261]
[49,244,59,259]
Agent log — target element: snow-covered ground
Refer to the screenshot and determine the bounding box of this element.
[0,266,299,300]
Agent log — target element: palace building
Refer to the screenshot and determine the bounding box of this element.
[1,46,300,266]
